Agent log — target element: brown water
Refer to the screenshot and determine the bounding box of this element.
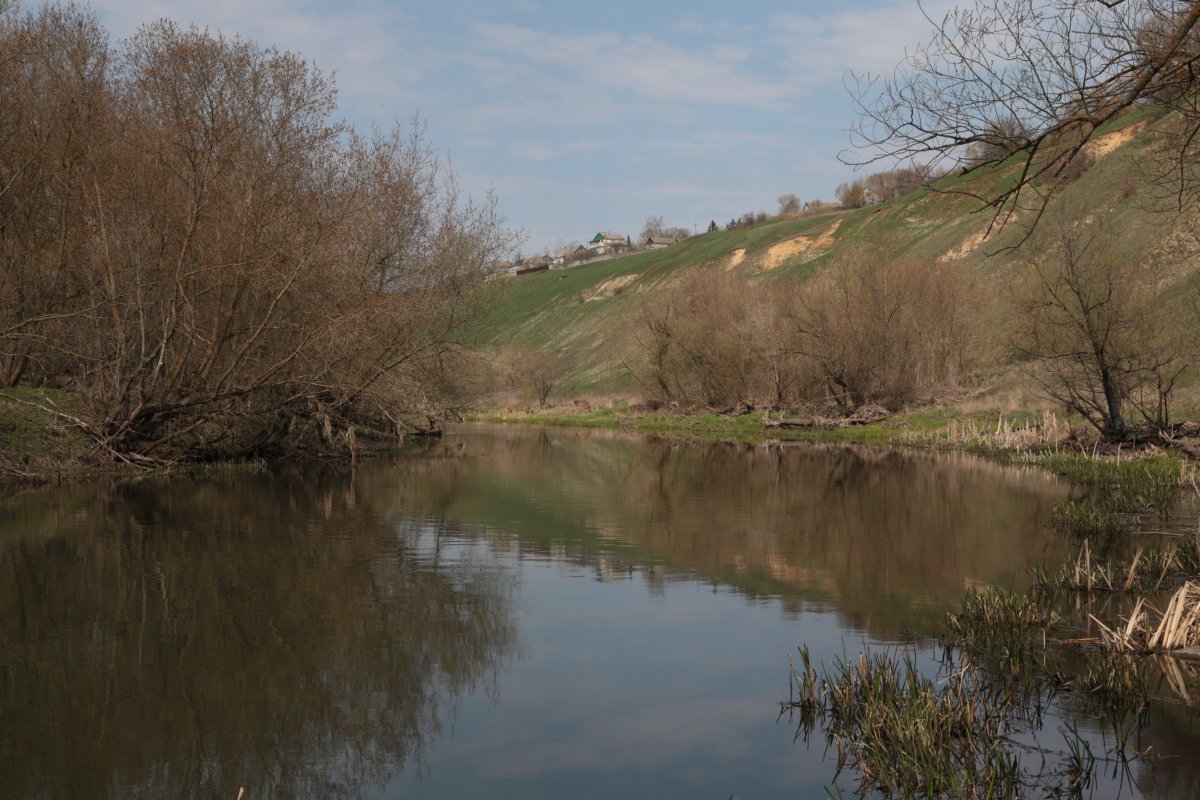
[2,424,1199,798]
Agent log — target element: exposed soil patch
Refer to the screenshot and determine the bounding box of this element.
[583,274,638,302]
[762,236,814,270]
[727,248,747,269]
[940,227,991,262]
[812,219,842,249]
[939,211,1017,262]
[1084,120,1149,160]
[761,220,843,271]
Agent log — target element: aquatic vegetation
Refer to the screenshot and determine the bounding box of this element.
[946,586,1056,670]
[782,646,1113,799]
[784,648,1022,798]
[1034,535,1200,594]
[1090,582,1200,654]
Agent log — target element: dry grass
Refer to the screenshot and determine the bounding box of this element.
[1035,534,1200,594]
[1090,582,1200,652]
[900,411,1074,453]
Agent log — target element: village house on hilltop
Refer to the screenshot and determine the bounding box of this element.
[587,232,627,254]
[504,227,685,277]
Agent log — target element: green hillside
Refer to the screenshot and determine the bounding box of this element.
[479,110,1191,403]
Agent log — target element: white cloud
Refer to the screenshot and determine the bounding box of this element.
[563,138,613,154]
[90,0,434,119]
[510,139,560,161]
[471,22,795,110]
[771,0,959,85]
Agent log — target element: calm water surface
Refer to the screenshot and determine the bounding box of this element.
[3,424,1200,798]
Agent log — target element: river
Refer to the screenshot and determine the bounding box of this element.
[3,424,1199,798]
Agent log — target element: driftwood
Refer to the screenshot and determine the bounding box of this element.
[1161,430,1200,463]
[762,404,891,430]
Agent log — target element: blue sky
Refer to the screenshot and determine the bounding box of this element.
[89,0,955,254]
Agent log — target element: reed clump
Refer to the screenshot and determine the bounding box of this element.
[1043,456,1189,541]
[946,587,1055,669]
[781,646,1115,798]
[1069,651,1150,715]
[783,452,1196,793]
[1045,456,1186,513]
[1034,535,1200,594]
[900,411,1071,455]
[784,649,1023,798]
[1090,582,1200,653]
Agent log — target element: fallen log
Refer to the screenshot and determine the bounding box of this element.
[762,404,891,430]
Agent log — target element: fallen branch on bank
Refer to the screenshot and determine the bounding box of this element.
[762,404,891,430]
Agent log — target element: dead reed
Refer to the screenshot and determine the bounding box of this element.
[900,411,1070,454]
[1090,582,1200,653]
[1034,535,1200,594]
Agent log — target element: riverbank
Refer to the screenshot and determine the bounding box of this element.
[474,403,1174,457]
[474,406,923,445]
[0,387,413,492]
[0,388,93,486]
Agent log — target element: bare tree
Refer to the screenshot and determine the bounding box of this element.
[632,270,806,409]
[1012,203,1188,438]
[0,3,112,387]
[502,344,561,407]
[778,193,801,215]
[849,0,1200,233]
[640,215,665,244]
[836,180,869,208]
[0,8,510,463]
[786,250,995,412]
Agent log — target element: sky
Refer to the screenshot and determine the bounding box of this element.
[86,0,957,255]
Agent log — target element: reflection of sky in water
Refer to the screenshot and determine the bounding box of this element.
[380,543,849,799]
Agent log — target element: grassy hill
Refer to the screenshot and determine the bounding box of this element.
[478,109,1193,404]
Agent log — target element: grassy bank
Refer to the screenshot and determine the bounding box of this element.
[0,388,91,484]
[475,403,1107,452]
[472,405,929,445]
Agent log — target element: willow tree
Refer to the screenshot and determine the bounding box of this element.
[0,5,510,463]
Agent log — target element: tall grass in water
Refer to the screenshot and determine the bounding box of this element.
[784,648,1022,798]
[1090,582,1200,653]
[782,645,1103,799]
[900,411,1071,454]
[1044,456,1192,541]
[1034,534,1200,594]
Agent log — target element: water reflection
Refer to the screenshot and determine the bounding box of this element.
[0,470,517,800]
[6,425,1200,799]
[385,425,1068,637]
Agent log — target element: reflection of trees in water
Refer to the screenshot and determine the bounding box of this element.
[0,470,517,800]
[393,428,1067,638]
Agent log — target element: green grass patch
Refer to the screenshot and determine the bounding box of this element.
[472,406,906,445]
[0,388,90,478]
